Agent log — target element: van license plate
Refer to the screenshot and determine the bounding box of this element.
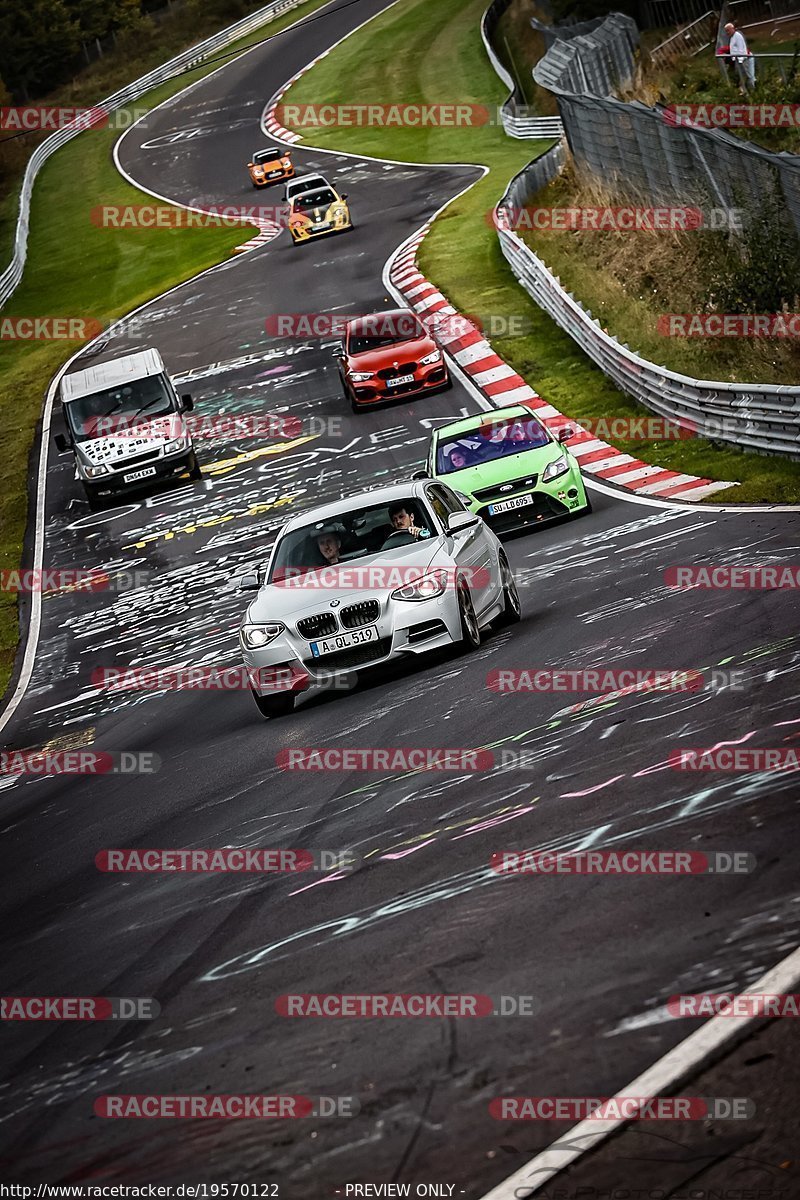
[123,466,157,483]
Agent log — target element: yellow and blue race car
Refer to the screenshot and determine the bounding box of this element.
[288,184,352,245]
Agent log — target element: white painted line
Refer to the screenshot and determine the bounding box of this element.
[578,455,635,475]
[636,472,697,495]
[403,281,435,299]
[602,464,661,485]
[479,944,800,1199]
[673,479,740,500]
[568,439,611,459]
[487,385,537,405]
[414,291,447,312]
[454,341,496,367]
[472,363,518,388]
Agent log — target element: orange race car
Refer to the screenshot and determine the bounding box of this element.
[247,147,294,188]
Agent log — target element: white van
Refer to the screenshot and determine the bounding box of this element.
[54,348,201,508]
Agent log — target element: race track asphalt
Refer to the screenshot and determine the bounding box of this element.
[1,0,798,1192]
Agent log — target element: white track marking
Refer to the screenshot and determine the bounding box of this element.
[479,944,800,1198]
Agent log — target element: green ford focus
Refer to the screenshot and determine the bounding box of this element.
[421,405,592,536]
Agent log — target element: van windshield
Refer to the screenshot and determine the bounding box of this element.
[66,376,175,441]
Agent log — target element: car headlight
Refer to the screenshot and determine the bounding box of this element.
[542,454,570,482]
[392,569,449,602]
[420,349,441,366]
[282,158,291,167]
[163,436,189,454]
[83,462,110,479]
[241,623,284,649]
[349,371,374,382]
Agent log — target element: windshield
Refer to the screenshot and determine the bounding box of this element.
[436,418,552,474]
[293,189,337,212]
[66,375,175,442]
[348,312,426,355]
[289,176,326,195]
[268,498,435,583]
[253,149,280,163]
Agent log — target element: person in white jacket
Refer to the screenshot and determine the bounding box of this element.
[724,21,756,92]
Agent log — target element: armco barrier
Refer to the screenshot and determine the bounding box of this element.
[495,165,800,458]
[480,0,563,140]
[483,4,800,459]
[0,0,307,308]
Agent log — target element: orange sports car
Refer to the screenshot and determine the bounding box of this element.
[247,147,294,188]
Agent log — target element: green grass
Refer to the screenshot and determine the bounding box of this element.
[280,0,800,506]
[0,0,334,695]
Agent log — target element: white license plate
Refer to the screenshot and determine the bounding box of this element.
[488,492,535,515]
[310,625,378,658]
[268,170,282,177]
[312,221,331,230]
[387,373,415,387]
[123,466,157,483]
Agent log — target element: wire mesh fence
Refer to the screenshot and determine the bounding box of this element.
[531,11,800,235]
[482,2,800,458]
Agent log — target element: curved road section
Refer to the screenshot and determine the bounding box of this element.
[1,0,798,1193]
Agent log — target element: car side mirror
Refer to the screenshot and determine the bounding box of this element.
[557,426,574,443]
[181,394,194,412]
[238,572,260,591]
[247,162,254,168]
[447,511,479,534]
[412,470,429,480]
[54,432,71,453]
[340,193,348,200]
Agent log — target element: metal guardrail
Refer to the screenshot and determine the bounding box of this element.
[0,0,306,309]
[480,0,563,139]
[483,6,800,458]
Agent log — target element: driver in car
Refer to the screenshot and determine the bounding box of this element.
[388,502,430,541]
[316,528,343,565]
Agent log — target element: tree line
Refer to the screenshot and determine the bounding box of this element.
[0,0,145,98]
